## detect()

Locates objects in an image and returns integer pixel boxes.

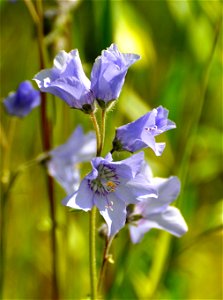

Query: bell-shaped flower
[3,81,41,117]
[112,106,176,156]
[33,50,95,113]
[48,126,96,194]
[128,176,188,243]
[91,44,140,108]
[63,152,157,236]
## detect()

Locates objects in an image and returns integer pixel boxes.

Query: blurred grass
[0,0,222,299]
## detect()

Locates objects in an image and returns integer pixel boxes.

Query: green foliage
[0,0,222,299]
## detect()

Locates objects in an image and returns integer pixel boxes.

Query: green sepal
[97,98,116,110]
[81,103,95,114]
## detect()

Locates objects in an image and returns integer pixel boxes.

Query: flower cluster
[34,44,140,112]
[33,43,187,239]
[63,152,157,236]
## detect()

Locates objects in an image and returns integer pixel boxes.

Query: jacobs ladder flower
[3,81,41,117]
[63,152,157,236]
[112,106,176,156]
[128,174,188,243]
[91,43,140,108]
[33,50,95,113]
[48,126,96,194]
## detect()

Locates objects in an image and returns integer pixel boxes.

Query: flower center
[88,164,120,196]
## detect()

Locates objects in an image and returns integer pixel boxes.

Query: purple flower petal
[126,174,158,199]
[113,106,176,155]
[91,43,140,106]
[146,206,188,237]
[3,81,40,117]
[111,152,145,179]
[50,126,96,162]
[48,126,96,194]
[48,159,80,195]
[129,175,188,243]
[129,220,152,244]
[63,151,156,236]
[98,193,127,236]
[130,206,188,243]
[62,178,94,211]
[34,50,95,113]
[156,106,176,132]
[140,177,181,215]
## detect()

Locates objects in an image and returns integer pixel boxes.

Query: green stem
[90,112,101,156]
[97,236,114,294]
[98,109,106,156]
[89,206,98,300]
[89,112,102,300]
[24,0,39,24]
[89,108,109,299]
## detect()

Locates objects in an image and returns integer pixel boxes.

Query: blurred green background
[0,0,222,299]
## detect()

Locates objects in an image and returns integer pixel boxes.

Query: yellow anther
[106,181,116,192]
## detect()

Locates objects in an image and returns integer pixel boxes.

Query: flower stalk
[89,112,102,300]
[97,236,114,294]
[89,206,98,300]
[99,109,107,156]
[89,107,108,299]
[25,0,59,298]
[90,112,101,156]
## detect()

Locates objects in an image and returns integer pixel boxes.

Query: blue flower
[128,173,188,243]
[112,106,176,156]
[48,126,96,194]
[62,152,157,236]
[91,44,140,108]
[33,44,140,111]
[3,81,40,117]
[33,50,95,113]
